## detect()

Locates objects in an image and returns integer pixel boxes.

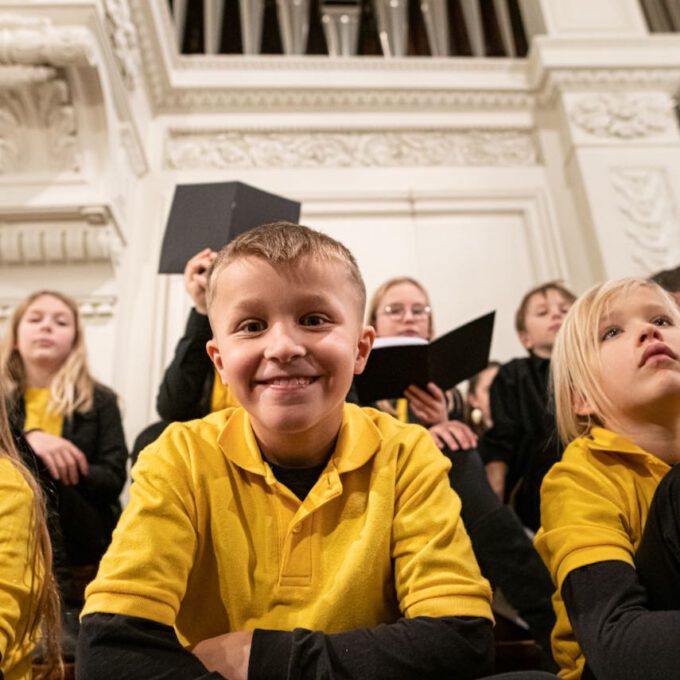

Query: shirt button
[292,523,302,533]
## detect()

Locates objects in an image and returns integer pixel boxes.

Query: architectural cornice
[0,205,124,266]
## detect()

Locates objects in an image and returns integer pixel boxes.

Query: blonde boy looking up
[77,223,497,680]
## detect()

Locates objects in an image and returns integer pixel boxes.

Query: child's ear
[206,339,226,382]
[353,325,376,375]
[574,394,595,416]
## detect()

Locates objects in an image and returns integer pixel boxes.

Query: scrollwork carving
[166,129,537,169]
[569,94,673,139]
[612,168,680,272]
[103,0,140,89]
[36,79,80,172]
[0,14,94,67]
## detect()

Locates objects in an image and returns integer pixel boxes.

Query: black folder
[158,181,301,273]
[355,311,495,403]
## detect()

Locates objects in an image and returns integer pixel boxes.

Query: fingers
[426,382,445,399]
[446,421,478,450]
[429,425,460,451]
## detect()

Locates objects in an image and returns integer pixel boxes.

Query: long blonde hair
[0,395,62,678]
[551,278,680,444]
[0,291,95,417]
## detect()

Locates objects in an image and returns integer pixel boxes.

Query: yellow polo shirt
[83,404,492,646]
[534,427,671,680]
[209,369,240,412]
[23,388,63,437]
[0,459,38,680]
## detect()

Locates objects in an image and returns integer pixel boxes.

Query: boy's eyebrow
[230,292,337,313]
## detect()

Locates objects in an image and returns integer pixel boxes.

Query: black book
[355,311,495,403]
[158,181,301,273]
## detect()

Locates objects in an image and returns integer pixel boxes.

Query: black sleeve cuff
[249,629,293,680]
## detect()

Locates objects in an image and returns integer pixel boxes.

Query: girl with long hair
[0,291,127,580]
[0,392,62,679]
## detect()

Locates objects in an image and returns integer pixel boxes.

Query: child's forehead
[599,285,675,321]
[526,288,569,309]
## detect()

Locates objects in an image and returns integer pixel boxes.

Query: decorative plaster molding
[0,77,80,174]
[611,168,680,273]
[0,90,22,173]
[166,129,537,169]
[538,68,680,108]
[103,0,140,90]
[0,64,56,88]
[163,89,534,114]
[120,122,148,176]
[0,13,94,67]
[569,93,673,139]
[0,296,117,322]
[0,207,124,266]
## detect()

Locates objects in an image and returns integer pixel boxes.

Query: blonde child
[79,223,558,680]
[0,391,62,679]
[535,278,680,680]
[365,276,476,450]
[0,292,128,575]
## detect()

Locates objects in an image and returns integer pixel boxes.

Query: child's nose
[638,322,662,344]
[263,325,306,362]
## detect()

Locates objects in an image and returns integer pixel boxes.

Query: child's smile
[207,256,374,466]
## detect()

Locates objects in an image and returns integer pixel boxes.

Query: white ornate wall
[1,0,679,449]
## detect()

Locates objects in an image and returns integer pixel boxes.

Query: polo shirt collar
[216,403,382,476]
[587,426,671,470]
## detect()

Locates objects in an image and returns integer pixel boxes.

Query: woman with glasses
[364,276,558,672]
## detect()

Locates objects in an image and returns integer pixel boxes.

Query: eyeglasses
[380,303,432,320]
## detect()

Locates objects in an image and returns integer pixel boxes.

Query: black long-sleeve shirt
[563,560,680,680]
[478,354,562,530]
[156,308,214,422]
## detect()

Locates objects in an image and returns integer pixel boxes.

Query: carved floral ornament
[166,129,538,169]
[0,78,80,174]
[569,93,674,139]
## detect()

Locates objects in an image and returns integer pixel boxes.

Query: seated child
[78,223,499,680]
[365,276,477,450]
[365,279,556,663]
[479,282,576,531]
[0,292,128,576]
[535,278,680,680]
[0,390,61,679]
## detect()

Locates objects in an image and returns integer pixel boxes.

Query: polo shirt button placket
[292,522,302,534]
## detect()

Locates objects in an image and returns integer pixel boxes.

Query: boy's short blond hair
[206,221,366,318]
[515,281,576,334]
[551,278,680,444]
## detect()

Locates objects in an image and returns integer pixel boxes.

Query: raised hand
[184,248,218,315]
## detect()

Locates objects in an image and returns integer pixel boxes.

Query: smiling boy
[77,223,495,680]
